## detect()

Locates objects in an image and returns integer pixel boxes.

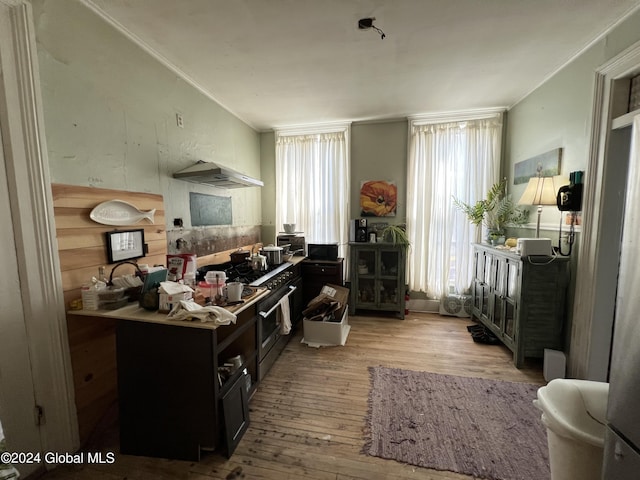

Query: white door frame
[0,0,78,461]
[569,40,640,380]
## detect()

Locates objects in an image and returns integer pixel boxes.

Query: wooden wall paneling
[55,223,166,246]
[52,184,167,445]
[51,184,163,210]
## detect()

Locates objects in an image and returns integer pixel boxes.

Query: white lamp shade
[518,175,569,206]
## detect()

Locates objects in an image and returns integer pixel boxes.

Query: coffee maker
[351,218,368,242]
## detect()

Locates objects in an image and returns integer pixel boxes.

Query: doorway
[0,0,78,475]
[0,71,43,478]
[570,41,640,380]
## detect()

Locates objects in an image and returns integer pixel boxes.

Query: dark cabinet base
[301,258,344,305]
[470,243,569,368]
[117,305,259,461]
[222,374,250,457]
[117,321,218,461]
[348,243,406,319]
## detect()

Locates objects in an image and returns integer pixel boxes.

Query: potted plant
[381,224,410,246]
[453,178,529,244]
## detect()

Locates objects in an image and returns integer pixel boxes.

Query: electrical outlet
[176,113,184,128]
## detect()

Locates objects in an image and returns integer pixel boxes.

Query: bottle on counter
[98,266,109,286]
[183,272,196,288]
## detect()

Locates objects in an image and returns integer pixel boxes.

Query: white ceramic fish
[90,199,156,226]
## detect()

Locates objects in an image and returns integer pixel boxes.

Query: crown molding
[408,107,506,125]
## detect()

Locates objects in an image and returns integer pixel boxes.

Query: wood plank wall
[52,184,168,444]
[52,184,264,445]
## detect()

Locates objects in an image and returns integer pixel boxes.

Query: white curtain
[406,115,502,298]
[275,126,350,259]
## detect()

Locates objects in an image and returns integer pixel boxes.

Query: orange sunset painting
[360,180,397,217]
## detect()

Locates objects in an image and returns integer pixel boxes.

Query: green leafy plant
[382,224,410,246]
[453,178,529,235]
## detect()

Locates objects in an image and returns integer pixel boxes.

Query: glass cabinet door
[480,282,490,320]
[473,280,483,311]
[483,253,492,284]
[492,295,504,331]
[379,249,400,307]
[355,249,376,276]
[378,278,400,307]
[489,257,505,331]
[380,250,400,277]
[503,300,516,344]
[350,244,406,318]
[355,248,376,307]
[474,249,485,280]
[506,260,519,300]
[503,260,520,344]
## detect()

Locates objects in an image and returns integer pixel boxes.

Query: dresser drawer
[301,258,344,304]
[303,263,339,276]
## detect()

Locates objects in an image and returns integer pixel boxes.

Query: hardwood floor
[37,312,545,480]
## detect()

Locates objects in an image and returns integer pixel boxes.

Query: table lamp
[518,176,568,237]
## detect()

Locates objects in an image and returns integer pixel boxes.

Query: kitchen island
[69,287,269,460]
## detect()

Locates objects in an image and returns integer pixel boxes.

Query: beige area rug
[363,367,550,480]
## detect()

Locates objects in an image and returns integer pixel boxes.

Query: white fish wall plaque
[90,199,156,226]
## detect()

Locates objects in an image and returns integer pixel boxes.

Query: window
[275,124,350,259]
[406,113,502,298]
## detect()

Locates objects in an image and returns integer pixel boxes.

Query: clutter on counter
[70,284,269,330]
[167,300,237,325]
[158,281,194,313]
[70,259,270,328]
[79,263,162,311]
[166,253,197,281]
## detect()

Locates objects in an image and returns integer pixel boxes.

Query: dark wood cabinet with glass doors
[349,243,406,319]
[471,243,569,367]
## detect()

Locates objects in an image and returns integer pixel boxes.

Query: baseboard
[407,299,440,312]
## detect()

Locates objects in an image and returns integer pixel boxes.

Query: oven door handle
[258,285,297,318]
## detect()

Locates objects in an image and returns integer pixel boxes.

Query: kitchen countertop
[68,286,270,330]
[287,255,306,266]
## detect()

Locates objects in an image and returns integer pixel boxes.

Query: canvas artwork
[360,180,397,217]
[513,148,562,185]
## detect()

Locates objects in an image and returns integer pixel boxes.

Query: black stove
[197,259,304,382]
[198,261,294,290]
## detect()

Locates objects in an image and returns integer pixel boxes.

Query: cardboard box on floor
[302,284,351,347]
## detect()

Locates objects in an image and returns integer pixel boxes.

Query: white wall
[260,120,408,243]
[32,0,262,233]
[351,121,408,224]
[504,8,640,379]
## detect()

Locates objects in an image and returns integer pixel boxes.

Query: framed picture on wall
[360,180,397,217]
[513,148,562,185]
[105,229,146,263]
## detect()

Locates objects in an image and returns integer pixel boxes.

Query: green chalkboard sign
[189,192,232,226]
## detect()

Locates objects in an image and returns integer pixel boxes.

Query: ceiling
[84,0,640,131]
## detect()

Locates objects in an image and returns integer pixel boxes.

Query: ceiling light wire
[358,17,386,40]
[371,25,386,39]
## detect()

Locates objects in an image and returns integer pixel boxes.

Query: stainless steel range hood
[173,161,264,189]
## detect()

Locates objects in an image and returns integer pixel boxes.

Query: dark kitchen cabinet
[349,243,406,319]
[471,243,569,367]
[222,373,250,457]
[117,305,258,461]
[301,258,344,305]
